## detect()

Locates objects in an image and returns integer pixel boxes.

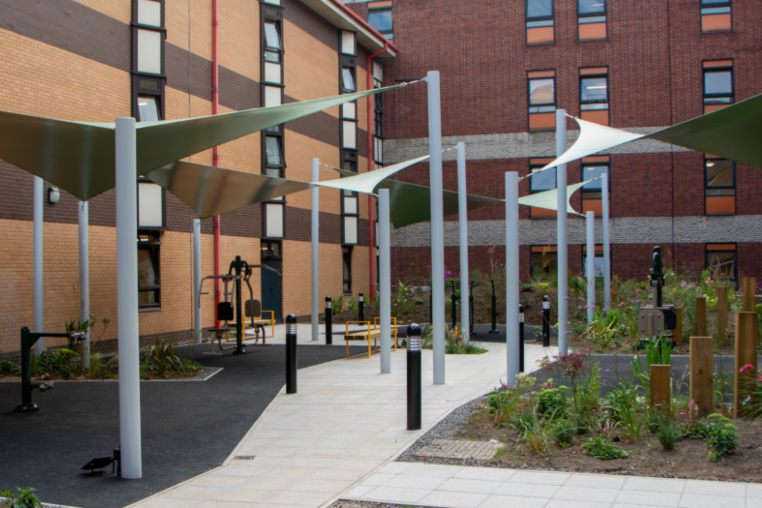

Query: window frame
[579,72,609,110]
[131,0,166,120]
[342,246,353,294]
[704,155,736,216]
[529,165,556,193]
[137,230,161,309]
[526,0,554,25]
[527,74,557,113]
[368,7,393,39]
[700,0,732,33]
[530,245,558,277]
[702,62,734,106]
[704,243,737,283]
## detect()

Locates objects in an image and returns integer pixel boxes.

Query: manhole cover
[415,439,502,460]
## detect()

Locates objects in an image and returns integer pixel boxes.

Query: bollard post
[734,311,758,417]
[17,327,38,412]
[407,323,422,430]
[489,280,498,334]
[542,295,551,347]
[358,292,365,321]
[469,288,475,338]
[650,364,671,415]
[690,336,713,418]
[450,280,457,331]
[519,304,525,373]
[742,277,756,312]
[286,314,297,394]
[324,296,333,345]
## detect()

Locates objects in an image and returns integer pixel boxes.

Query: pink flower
[757,375,762,382]
[739,363,754,374]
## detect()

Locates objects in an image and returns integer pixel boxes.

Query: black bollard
[519,304,525,373]
[489,280,498,334]
[469,293,475,337]
[542,295,551,347]
[17,327,38,412]
[407,323,422,430]
[358,292,365,321]
[286,314,297,394]
[325,296,333,345]
[450,280,457,330]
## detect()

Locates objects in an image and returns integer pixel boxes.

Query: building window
[583,244,605,278]
[705,156,735,215]
[701,0,731,32]
[578,0,607,40]
[705,243,736,282]
[138,232,161,308]
[341,67,356,93]
[527,70,556,131]
[529,158,556,219]
[526,0,554,44]
[137,178,165,228]
[580,67,609,125]
[703,60,733,113]
[581,158,609,217]
[368,5,393,40]
[373,61,384,167]
[131,0,165,120]
[340,30,356,56]
[342,246,353,294]
[530,245,557,277]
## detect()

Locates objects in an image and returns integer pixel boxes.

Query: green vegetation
[0,487,42,508]
[582,436,629,460]
[140,341,200,378]
[704,413,738,461]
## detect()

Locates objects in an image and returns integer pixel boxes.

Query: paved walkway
[130,339,555,507]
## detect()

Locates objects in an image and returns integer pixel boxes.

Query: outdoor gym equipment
[16,327,85,412]
[636,246,677,342]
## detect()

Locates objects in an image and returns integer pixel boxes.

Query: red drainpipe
[366,42,388,304]
[212,0,221,327]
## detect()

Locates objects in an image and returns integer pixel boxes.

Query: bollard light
[519,303,525,372]
[324,296,333,345]
[406,323,422,430]
[542,295,551,347]
[286,314,297,394]
[358,292,365,321]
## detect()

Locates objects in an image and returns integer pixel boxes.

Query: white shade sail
[314,154,430,194]
[517,180,590,216]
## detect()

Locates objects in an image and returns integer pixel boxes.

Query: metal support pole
[586,211,596,326]
[555,109,568,355]
[542,295,551,347]
[193,218,202,344]
[311,158,320,342]
[505,172,520,387]
[406,323,422,430]
[79,200,91,366]
[232,256,245,355]
[427,70,446,385]
[286,314,297,394]
[379,188,392,374]
[489,281,498,334]
[519,304,525,373]
[456,141,470,344]
[115,117,142,479]
[33,176,44,357]
[602,173,611,313]
[358,293,365,321]
[324,296,332,345]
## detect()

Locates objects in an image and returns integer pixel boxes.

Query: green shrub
[0,487,42,508]
[0,360,20,376]
[536,386,570,420]
[705,413,738,461]
[587,308,633,351]
[445,342,487,354]
[488,390,519,426]
[687,419,713,440]
[34,348,81,379]
[582,436,629,460]
[140,341,200,378]
[551,418,575,448]
[604,383,644,440]
[656,418,683,451]
[572,362,601,433]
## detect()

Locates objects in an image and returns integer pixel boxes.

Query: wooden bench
[344,319,400,358]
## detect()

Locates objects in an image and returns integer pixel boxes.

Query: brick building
[347,0,762,286]
[0,0,397,353]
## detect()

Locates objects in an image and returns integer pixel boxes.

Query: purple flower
[444,270,454,279]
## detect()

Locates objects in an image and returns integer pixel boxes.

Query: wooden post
[690,336,713,417]
[742,277,756,312]
[695,296,707,337]
[612,276,620,305]
[716,286,729,348]
[734,311,759,418]
[673,308,683,346]
[650,364,671,414]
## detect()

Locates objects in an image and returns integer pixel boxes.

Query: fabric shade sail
[517,180,590,216]
[314,154,430,194]
[0,82,416,201]
[147,162,310,218]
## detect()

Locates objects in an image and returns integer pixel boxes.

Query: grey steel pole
[427,70,446,385]
[586,211,596,326]
[79,200,91,365]
[602,173,611,313]
[505,172,520,387]
[193,218,202,344]
[555,109,569,356]
[379,189,392,374]
[456,142,470,344]
[311,158,320,342]
[115,117,142,479]
[33,176,44,356]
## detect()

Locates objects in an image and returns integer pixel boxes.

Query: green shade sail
[147,162,311,218]
[0,81,415,201]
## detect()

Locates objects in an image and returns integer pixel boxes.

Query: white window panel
[264,62,281,84]
[342,68,356,91]
[342,120,356,149]
[342,101,356,119]
[138,0,161,27]
[137,96,159,122]
[264,85,282,107]
[343,216,358,245]
[137,29,162,74]
[264,22,281,50]
[343,195,357,214]
[374,136,383,163]
[263,0,280,4]
[341,31,356,55]
[265,203,284,238]
[138,182,164,228]
[373,61,383,81]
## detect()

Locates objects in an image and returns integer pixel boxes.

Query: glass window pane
[706,159,733,187]
[578,0,606,15]
[264,22,281,50]
[527,0,553,19]
[368,9,393,33]
[582,165,607,190]
[265,85,281,106]
[343,216,358,245]
[707,251,735,279]
[137,96,159,122]
[265,136,282,167]
[342,68,356,91]
[342,102,356,119]
[701,0,730,4]
[137,29,162,74]
[342,121,357,149]
[529,78,555,105]
[341,31,356,55]
[531,251,557,275]
[264,62,281,84]
[265,203,284,238]
[138,182,164,228]
[264,50,281,63]
[138,0,162,27]
[343,195,358,214]
[704,70,732,95]
[138,248,158,287]
[531,168,556,191]
[581,76,608,102]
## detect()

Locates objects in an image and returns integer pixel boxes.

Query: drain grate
[233,455,257,461]
[415,439,502,460]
